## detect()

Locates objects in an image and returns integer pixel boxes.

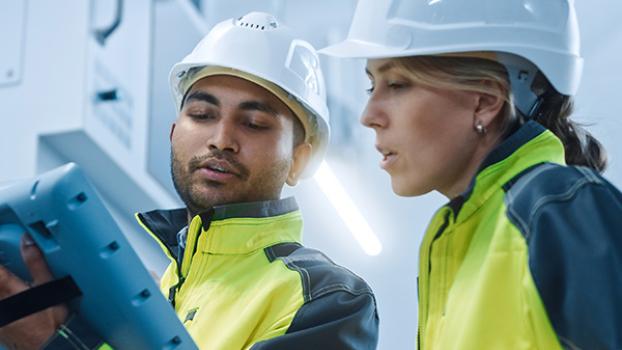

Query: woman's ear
[286,143,312,186]
[472,82,506,130]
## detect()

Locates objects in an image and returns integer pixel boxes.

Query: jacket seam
[505,166,605,240]
[280,257,312,302]
[525,178,599,239]
[506,192,530,235]
[309,284,374,300]
[278,258,373,302]
[268,245,374,303]
[504,163,555,234]
[576,166,602,184]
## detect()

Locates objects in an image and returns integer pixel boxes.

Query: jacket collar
[137,197,302,257]
[449,121,566,222]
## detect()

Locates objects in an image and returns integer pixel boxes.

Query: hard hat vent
[235,12,279,31]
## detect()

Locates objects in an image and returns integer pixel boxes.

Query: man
[0,12,379,350]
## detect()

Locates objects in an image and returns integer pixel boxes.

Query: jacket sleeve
[250,290,379,350]
[510,166,622,350]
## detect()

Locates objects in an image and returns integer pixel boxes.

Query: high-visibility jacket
[137,197,379,350]
[418,121,622,349]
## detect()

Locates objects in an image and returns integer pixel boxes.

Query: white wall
[574,2,622,188]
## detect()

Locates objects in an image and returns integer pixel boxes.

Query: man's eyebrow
[365,61,397,77]
[183,91,220,107]
[239,100,279,117]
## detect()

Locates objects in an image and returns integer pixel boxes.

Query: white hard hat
[320,0,583,116]
[170,12,330,178]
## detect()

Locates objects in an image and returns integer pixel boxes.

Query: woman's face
[361,58,486,197]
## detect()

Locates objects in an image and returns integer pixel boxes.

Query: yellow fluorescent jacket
[418,121,622,349]
[136,198,379,350]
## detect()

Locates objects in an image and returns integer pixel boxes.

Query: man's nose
[207,120,239,153]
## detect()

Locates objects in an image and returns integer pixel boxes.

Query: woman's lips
[376,144,397,170]
[380,152,397,170]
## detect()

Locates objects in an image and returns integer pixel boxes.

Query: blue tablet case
[0,163,197,350]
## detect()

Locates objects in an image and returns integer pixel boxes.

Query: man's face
[170,75,308,215]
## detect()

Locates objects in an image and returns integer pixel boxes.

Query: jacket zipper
[169,212,213,308]
[136,213,187,308]
[418,209,452,349]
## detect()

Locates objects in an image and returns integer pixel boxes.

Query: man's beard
[170,147,290,217]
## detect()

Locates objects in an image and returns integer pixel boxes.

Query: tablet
[0,163,197,350]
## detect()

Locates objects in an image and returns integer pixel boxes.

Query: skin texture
[361,58,505,199]
[0,74,313,348]
[170,75,311,217]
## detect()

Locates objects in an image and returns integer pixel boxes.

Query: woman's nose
[360,100,387,130]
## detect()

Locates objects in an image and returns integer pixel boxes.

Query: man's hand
[0,234,69,350]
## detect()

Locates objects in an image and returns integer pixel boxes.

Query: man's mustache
[188,150,250,180]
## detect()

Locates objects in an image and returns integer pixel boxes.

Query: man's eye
[246,122,269,130]
[189,113,215,120]
[365,86,375,95]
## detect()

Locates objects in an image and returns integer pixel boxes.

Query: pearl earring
[474,121,487,135]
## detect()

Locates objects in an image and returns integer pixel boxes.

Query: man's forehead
[185,76,278,106]
[189,75,271,97]
[183,76,294,120]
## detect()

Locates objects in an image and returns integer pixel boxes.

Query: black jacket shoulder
[504,163,622,350]
[253,243,379,350]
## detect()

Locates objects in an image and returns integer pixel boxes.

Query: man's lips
[196,167,237,182]
[194,158,243,183]
[187,149,250,184]
[198,159,240,176]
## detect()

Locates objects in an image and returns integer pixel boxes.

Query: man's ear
[169,123,176,142]
[286,143,312,186]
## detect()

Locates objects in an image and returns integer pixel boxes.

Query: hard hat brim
[319,40,401,59]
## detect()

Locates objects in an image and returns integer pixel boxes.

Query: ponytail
[533,92,607,172]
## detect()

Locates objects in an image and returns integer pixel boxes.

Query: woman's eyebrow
[365,61,397,77]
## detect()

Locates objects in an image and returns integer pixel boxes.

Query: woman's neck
[439,129,506,200]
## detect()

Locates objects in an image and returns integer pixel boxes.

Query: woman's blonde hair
[391,55,607,172]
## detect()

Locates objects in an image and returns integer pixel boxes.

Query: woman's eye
[388,81,407,90]
[365,81,407,95]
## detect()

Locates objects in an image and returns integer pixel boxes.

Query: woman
[322,0,622,349]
